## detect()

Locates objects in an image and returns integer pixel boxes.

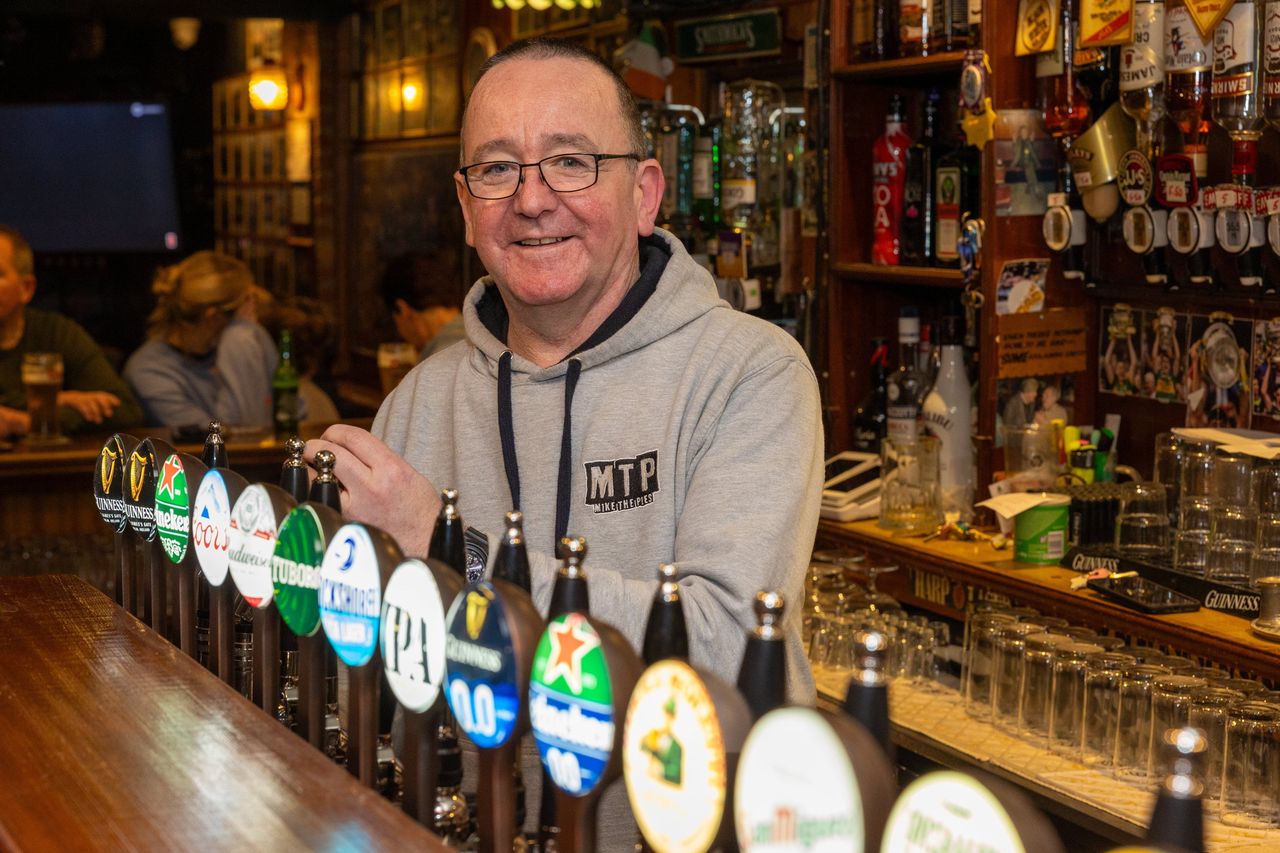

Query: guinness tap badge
[129,447,149,502]
[465,589,490,640]
[100,445,118,494]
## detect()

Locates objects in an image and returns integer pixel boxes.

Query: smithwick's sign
[674,10,781,63]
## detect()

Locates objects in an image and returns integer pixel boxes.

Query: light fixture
[554,0,576,8]
[248,61,289,111]
[401,81,421,107]
[169,18,200,50]
[527,0,552,10]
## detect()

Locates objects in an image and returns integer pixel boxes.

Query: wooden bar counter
[818,519,1280,682]
[0,574,444,851]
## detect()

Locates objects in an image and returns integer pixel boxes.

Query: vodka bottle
[871,95,912,265]
[886,307,925,441]
[922,316,974,520]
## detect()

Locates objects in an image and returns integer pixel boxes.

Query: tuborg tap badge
[154,453,192,564]
[529,612,615,797]
[443,580,521,746]
[272,505,329,637]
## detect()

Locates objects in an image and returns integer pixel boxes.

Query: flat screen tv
[0,101,182,253]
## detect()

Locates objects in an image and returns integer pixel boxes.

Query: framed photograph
[1184,311,1251,429]
[244,18,283,70]
[1254,318,1280,420]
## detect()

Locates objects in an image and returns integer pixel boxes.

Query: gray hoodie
[374,228,822,704]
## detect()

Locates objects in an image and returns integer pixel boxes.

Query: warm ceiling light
[169,18,200,50]
[248,63,289,111]
[401,82,421,106]
[527,0,552,9]
[553,0,577,8]
[506,0,528,8]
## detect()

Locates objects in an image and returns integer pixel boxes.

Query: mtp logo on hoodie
[583,450,659,513]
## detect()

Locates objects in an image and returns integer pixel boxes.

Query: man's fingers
[303,437,375,498]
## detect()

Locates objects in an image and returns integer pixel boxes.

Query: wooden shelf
[831,261,964,288]
[832,51,967,81]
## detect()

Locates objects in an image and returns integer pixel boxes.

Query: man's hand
[304,424,442,556]
[57,390,120,424]
[0,406,29,440]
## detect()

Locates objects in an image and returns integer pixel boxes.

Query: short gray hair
[0,225,34,277]
[462,37,646,163]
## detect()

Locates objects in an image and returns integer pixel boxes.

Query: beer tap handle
[308,449,342,513]
[736,591,787,720]
[202,419,227,469]
[642,563,689,665]
[280,436,309,504]
[428,488,467,575]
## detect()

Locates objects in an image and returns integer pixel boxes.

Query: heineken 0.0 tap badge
[272,505,330,637]
[735,708,864,852]
[193,469,233,586]
[319,523,383,667]
[442,580,521,745]
[529,612,616,797]
[228,484,280,609]
[155,453,192,564]
[623,660,728,853]
[383,559,450,714]
[93,433,135,533]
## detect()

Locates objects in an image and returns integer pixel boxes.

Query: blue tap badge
[319,523,382,667]
[443,581,521,748]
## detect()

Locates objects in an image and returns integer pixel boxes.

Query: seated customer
[124,251,274,429]
[217,284,278,429]
[380,250,466,360]
[262,296,339,424]
[0,225,142,440]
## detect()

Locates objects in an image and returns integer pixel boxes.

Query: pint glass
[21,352,65,445]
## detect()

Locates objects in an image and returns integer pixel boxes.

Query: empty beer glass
[1081,652,1136,766]
[992,622,1045,731]
[1187,687,1245,803]
[1047,642,1103,755]
[1179,449,1217,501]
[1018,633,1072,740]
[879,435,943,534]
[963,612,1017,720]
[1153,432,1183,528]
[1111,664,1169,783]
[21,352,66,446]
[1115,481,1170,559]
[1221,701,1280,827]
[1213,451,1255,505]
[1148,675,1208,780]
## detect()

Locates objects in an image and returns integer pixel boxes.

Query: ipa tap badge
[272,505,330,638]
[442,580,521,745]
[154,453,193,564]
[382,559,450,714]
[94,433,134,533]
[623,660,728,853]
[734,707,865,853]
[319,523,383,667]
[228,484,280,609]
[529,612,616,797]
[193,469,233,586]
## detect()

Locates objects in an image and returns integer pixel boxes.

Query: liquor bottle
[872,95,912,265]
[968,0,982,47]
[921,316,974,520]
[1039,0,1092,283]
[853,0,876,60]
[841,628,895,763]
[272,329,299,439]
[428,488,467,576]
[933,128,980,267]
[692,117,721,239]
[641,563,689,665]
[1165,0,1213,180]
[875,0,899,60]
[492,511,531,592]
[1267,0,1280,127]
[721,83,761,233]
[1121,0,1167,155]
[917,322,936,386]
[659,104,702,245]
[736,591,787,721]
[1211,0,1268,288]
[886,307,925,441]
[1144,727,1207,853]
[1076,44,1118,120]
[899,0,934,56]
[852,337,891,454]
[936,0,972,51]
[901,89,941,266]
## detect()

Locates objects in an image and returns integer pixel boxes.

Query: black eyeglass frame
[456,152,642,199]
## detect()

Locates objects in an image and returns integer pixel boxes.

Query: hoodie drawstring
[496,352,583,552]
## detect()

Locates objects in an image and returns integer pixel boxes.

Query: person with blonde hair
[124,250,277,429]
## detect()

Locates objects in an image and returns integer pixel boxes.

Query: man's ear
[18,274,35,306]
[634,159,664,237]
[454,172,476,247]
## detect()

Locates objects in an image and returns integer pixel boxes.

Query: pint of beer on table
[21,352,65,445]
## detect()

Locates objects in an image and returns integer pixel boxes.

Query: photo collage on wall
[1098,304,1266,430]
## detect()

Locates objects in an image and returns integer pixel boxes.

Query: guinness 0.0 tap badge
[530,612,615,797]
[272,505,328,637]
[155,453,192,564]
[880,771,1027,853]
[319,523,383,667]
[442,581,521,745]
[228,484,279,609]
[623,660,727,853]
[93,433,135,533]
[734,707,864,852]
[381,559,449,714]
[124,439,158,541]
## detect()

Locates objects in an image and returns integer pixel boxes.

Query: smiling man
[307,37,822,839]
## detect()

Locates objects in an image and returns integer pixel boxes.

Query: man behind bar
[0,225,142,440]
[307,38,822,838]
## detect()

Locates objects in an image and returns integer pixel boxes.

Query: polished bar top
[0,574,444,851]
[820,519,1280,682]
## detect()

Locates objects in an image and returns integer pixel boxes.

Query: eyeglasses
[457,152,641,200]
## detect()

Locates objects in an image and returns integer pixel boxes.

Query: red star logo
[542,613,599,695]
[157,454,183,499]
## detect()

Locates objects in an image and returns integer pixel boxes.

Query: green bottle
[272,329,299,438]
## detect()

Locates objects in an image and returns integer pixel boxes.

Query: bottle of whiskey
[852,337,891,453]
[933,126,980,267]
[1039,0,1092,283]
[872,95,912,265]
[886,307,925,442]
[875,0,899,60]
[1165,0,1213,180]
[1121,0,1167,155]
[898,0,934,56]
[901,89,942,266]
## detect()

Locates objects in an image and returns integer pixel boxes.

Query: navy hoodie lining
[487,235,671,552]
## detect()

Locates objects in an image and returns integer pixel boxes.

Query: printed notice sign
[997,308,1088,379]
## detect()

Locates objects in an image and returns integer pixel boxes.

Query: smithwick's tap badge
[319,523,383,667]
[443,581,521,745]
[623,660,728,853]
[124,439,158,541]
[880,771,1039,853]
[382,560,449,714]
[193,470,233,587]
[734,708,864,852]
[272,505,328,638]
[154,453,192,564]
[228,484,279,609]
[94,433,135,533]
[530,612,616,797]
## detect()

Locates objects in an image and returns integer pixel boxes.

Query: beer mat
[1249,619,1280,643]
[813,667,1280,850]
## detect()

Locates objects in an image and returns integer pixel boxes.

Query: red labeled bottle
[871,95,912,265]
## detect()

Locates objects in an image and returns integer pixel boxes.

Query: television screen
[0,101,182,253]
